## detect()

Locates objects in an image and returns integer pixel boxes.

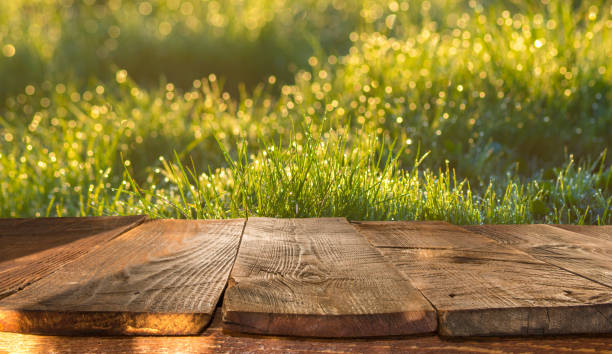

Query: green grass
[0,0,610,223]
[117,126,612,224]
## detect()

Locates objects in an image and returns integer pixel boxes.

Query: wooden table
[1,217,611,352]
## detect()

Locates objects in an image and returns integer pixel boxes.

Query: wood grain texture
[1,310,611,353]
[552,224,612,242]
[0,219,245,336]
[354,221,612,337]
[222,217,437,337]
[464,224,612,288]
[0,216,145,299]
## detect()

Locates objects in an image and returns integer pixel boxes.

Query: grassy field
[0,0,610,223]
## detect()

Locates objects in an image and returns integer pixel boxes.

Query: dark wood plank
[0,219,245,336]
[354,221,612,337]
[553,225,612,242]
[465,224,612,288]
[222,217,437,337]
[0,216,145,299]
[1,310,611,353]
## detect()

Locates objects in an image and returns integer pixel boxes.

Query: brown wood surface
[0,216,145,299]
[353,221,612,337]
[222,217,437,337]
[553,224,612,242]
[465,224,612,288]
[0,219,245,336]
[1,310,611,353]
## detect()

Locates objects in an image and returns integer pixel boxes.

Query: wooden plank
[354,221,612,337]
[465,224,612,288]
[552,225,612,242]
[222,217,437,337]
[0,216,145,299]
[1,310,611,353]
[0,219,245,336]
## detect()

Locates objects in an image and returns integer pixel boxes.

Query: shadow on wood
[0,216,145,263]
[0,216,145,299]
[0,219,244,336]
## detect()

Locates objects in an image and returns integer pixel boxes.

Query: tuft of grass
[114,126,611,224]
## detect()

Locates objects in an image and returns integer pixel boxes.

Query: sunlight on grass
[0,0,610,223]
[114,126,611,224]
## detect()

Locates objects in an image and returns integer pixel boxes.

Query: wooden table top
[0,217,611,351]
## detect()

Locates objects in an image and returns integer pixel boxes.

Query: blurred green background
[0,0,610,222]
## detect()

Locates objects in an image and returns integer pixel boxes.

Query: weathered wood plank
[1,310,611,353]
[552,225,612,242]
[354,221,612,337]
[465,224,612,288]
[0,219,245,336]
[222,217,437,337]
[0,216,145,299]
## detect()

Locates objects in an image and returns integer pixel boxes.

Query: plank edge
[222,309,438,338]
[0,309,212,336]
[438,304,612,337]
